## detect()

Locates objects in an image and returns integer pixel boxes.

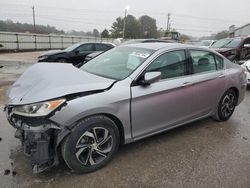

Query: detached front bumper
[4,106,70,173]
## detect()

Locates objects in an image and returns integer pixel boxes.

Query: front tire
[61,115,120,173]
[213,89,237,121]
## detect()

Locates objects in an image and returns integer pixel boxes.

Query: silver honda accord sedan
[4,43,247,173]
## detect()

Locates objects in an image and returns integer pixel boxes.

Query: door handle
[181,82,192,87]
[218,74,225,78]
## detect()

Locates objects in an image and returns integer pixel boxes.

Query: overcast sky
[0,0,249,37]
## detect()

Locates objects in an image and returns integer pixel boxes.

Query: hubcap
[75,127,113,166]
[221,93,235,118]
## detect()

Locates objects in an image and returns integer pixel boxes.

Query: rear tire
[61,115,120,173]
[213,89,237,121]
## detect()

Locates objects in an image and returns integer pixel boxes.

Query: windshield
[64,43,80,52]
[211,38,241,48]
[80,47,155,80]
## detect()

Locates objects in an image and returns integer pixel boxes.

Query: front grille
[11,114,52,127]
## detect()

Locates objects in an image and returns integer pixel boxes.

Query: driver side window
[145,50,187,80]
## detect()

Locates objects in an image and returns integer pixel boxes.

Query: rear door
[188,49,226,117]
[95,44,113,52]
[131,50,196,138]
[71,43,94,64]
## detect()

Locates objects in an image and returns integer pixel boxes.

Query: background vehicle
[194,40,217,47]
[76,39,177,67]
[241,59,250,86]
[37,42,115,66]
[5,43,247,174]
[75,51,104,67]
[210,37,250,64]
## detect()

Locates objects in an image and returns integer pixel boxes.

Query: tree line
[0,20,65,34]
[0,16,229,40]
[0,14,160,39]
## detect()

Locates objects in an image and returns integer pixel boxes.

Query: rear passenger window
[77,44,93,52]
[190,50,217,73]
[95,44,109,51]
[146,50,187,80]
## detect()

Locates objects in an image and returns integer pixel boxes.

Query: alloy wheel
[220,93,235,118]
[75,127,113,166]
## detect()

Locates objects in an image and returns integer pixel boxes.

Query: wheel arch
[102,113,125,145]
[228,87,239,104]
[57,113,125,148]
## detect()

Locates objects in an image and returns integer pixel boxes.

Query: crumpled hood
[210,47,234,53]
[39,50,65,57]
[7,63,115,105]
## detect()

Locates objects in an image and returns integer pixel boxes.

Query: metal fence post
[16,33,19,50]
[34,34,37,50]
[61,36,63,49]
[49,35,51,49]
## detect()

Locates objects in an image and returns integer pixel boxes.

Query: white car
[242,60,250,86]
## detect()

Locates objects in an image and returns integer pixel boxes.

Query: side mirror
[243,44,250,48]
[138,72,161,86]
[75,50,80,54]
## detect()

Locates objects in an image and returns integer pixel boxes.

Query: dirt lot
[0,52,250,188]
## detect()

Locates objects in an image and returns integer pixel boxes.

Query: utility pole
[32,6,36,33]
[122,8,127,39]
[167,13,171,31]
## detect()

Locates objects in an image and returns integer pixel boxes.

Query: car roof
[121,42,193,51]
[77,42,115,46]
[122,39,173,44]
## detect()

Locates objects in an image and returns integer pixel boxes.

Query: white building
[229,23,250,37]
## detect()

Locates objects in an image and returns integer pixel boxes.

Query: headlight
[12,99,66,117]
[38,56,49,61]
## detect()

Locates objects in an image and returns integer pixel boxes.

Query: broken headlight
[12,99,66,117]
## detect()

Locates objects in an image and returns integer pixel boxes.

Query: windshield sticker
[127,55,141,70]
[130,52,150,59]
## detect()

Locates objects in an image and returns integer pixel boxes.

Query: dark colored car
[77,39,176,66]
[210,37,250,64]
[38,42,115,66]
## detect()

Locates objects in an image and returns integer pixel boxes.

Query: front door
[131,50,196,138]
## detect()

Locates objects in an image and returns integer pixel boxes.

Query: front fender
[49,87,132,142]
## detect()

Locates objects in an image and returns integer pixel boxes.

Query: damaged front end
[4,100,70,173]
